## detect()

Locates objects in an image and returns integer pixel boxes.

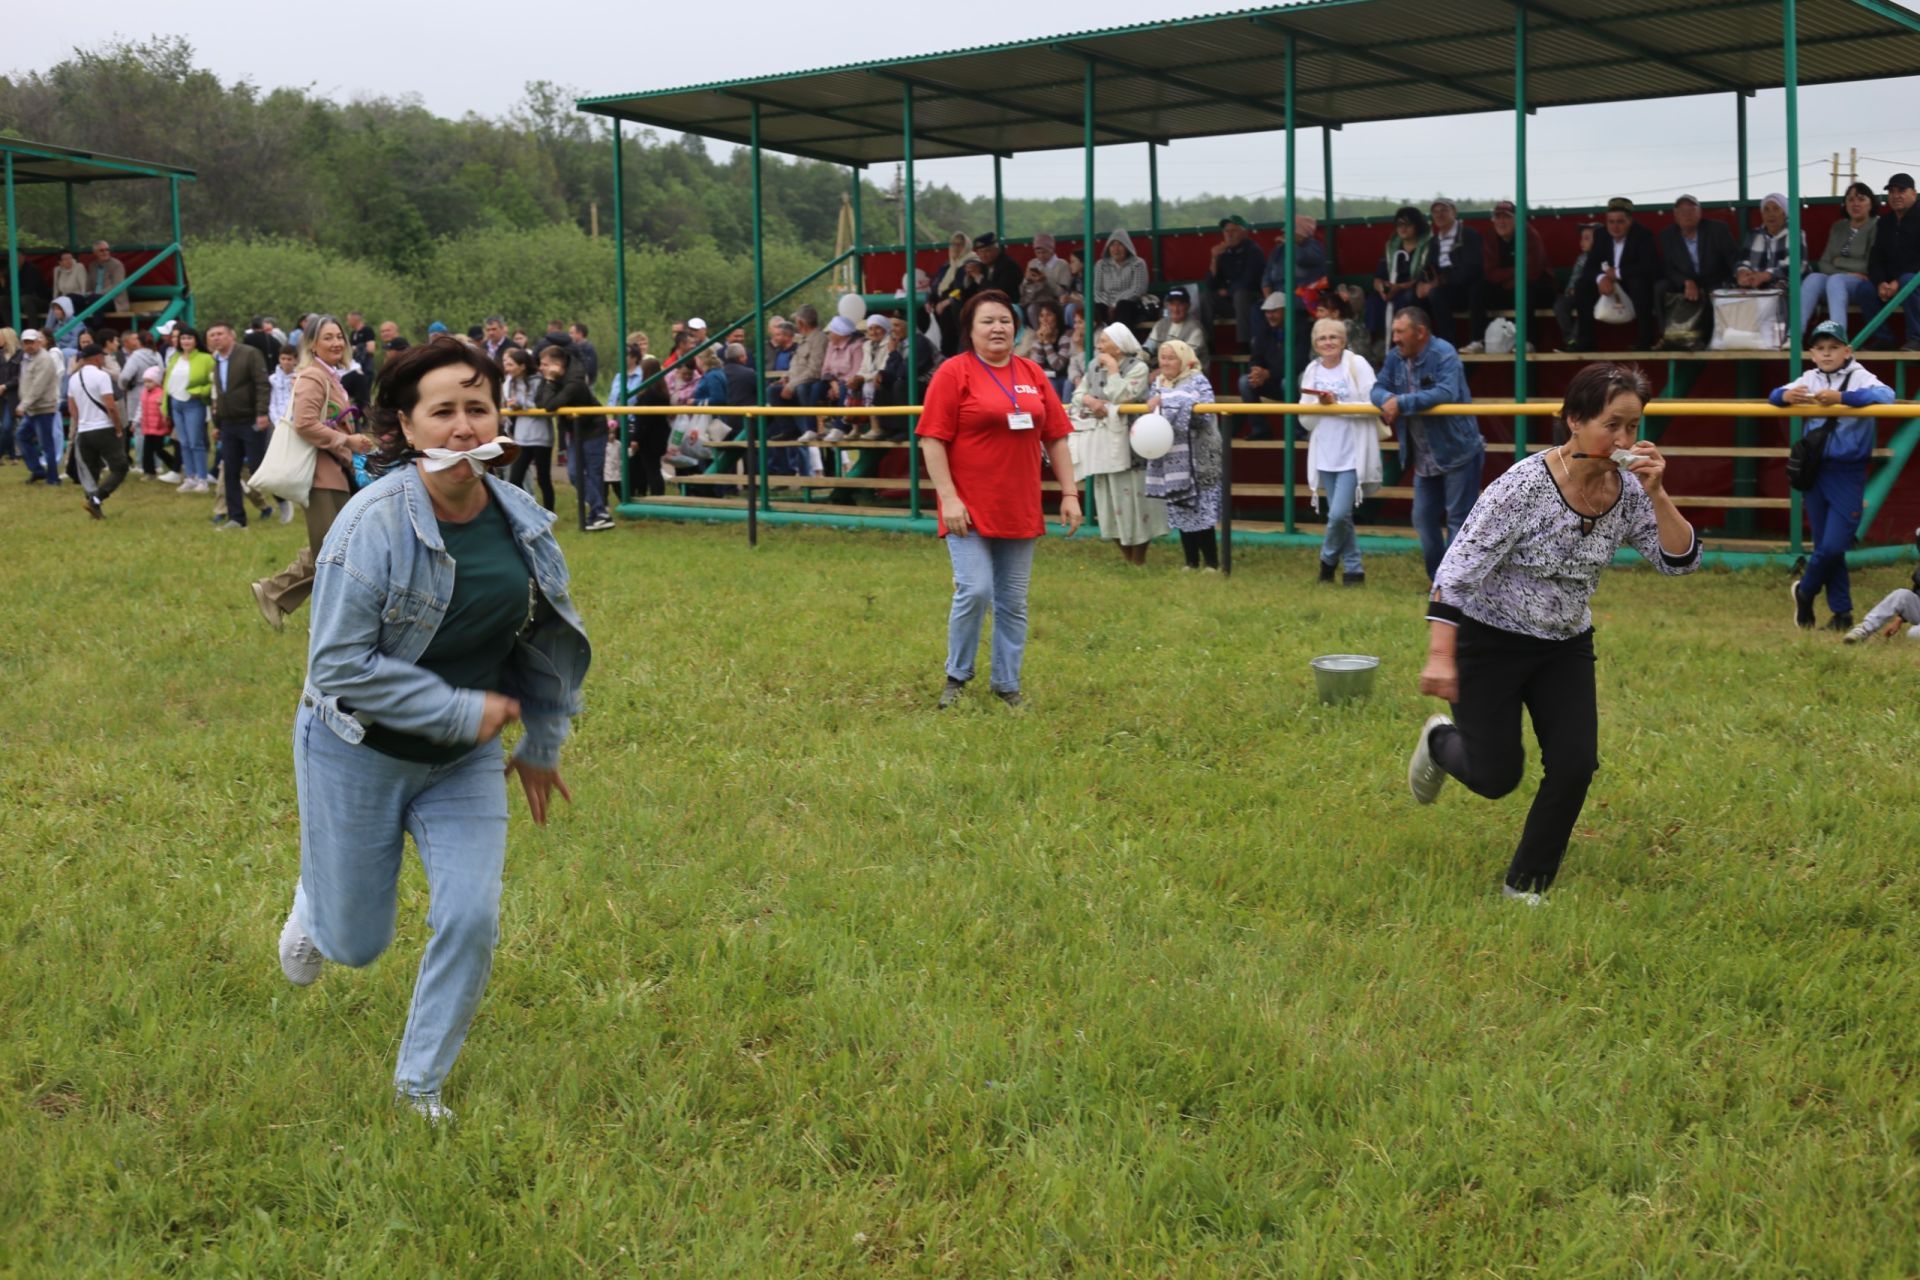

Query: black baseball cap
[1165,287,1190,303]
[1885,172,1915,191]
[972,232,999,249]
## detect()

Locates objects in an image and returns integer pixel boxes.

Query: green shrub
[185,236,419,337]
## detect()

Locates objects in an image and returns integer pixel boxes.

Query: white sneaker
[277,500,295,524]
[1407,713,1452,804]
[215,520,250,532]
[823,428,847,443]
[1501,884,1546,908]
[795,430,820,443]
[157,469,182,484]
[1462,341,1486,354]
[1843,622,1872,644]
[397,1090,454,1126]
[278,910,325,985]
[252,580,287,633]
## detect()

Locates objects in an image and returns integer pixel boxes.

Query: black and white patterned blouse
[1427,451,1700,641]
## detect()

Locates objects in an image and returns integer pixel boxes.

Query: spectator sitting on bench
[1094,228,1149,327]
[1568,197,1660,352]
[51,251,86,302]
[1418,198,1482,349]
[1205,215,1266,345]
[1021,258,1062,327]
[1029,232,1075,297]
[87,241,128,315]
[1237,293,1292,441]
[1801,182,1879,341]
[1734,192,1807,300]
[1553,224,1600,346]
[1143,286,1209,369]
[874,313,934,440]
[1367,206,1431,348]
[850,315,892,439]
[1867,172,1920,350]
[1468,200,1553,353]
[1261,214,1327,324]
[1014,300,1073,400]
[1655,194,1739,350]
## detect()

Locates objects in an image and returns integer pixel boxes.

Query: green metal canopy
[0,138,198,185]
[576,0,1920,165]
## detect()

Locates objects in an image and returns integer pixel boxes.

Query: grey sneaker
[937,677,965,709]
[1843,621,1873,644]
[995,689,1024,708]
[1407,713,1452,804]
[278,909,324,986]
[396,1090,454,1126]
[251,580,286,633]
[1501,884,1546,907]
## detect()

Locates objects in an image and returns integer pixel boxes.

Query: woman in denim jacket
[275,337,591,1124]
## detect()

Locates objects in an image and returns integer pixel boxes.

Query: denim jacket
[302,465,590,770]
[1369,335,1485,473]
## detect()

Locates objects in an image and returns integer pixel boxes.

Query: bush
[185,236,419,337]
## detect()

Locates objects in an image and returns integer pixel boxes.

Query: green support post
[751,103,770,521]
[1784,0,1803,556]
[1321,129,1335,273]
[1736,94,1750,232]
[1848,268,1920,348]
[5,153,18,333]
[1513,5,1530,453]
[612,121,630,506]
[904,84,921,521]
[1148,143,1163,281]
[993,156,1004,241]
[171,178,192,327]
[850,166,865,294]
[1083,61,1097,531]
[1282,33,1297,535]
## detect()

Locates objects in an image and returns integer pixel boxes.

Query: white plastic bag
[1483,317,1517,354]
[249,413,317,507]
[1709,288,1786,351]
[1592,287,1637,326]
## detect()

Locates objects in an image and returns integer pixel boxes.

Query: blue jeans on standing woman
[171,396,210,482]
[290,705,508,1097]
[1411,453,1484,579]
[1318,468,1364,574]
[944,533,1036,693]
[1797,459,1866,618]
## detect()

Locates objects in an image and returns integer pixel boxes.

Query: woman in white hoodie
[1299,318,1383,586]
[1093,229,1150,328]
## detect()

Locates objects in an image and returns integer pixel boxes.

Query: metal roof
[577,0,1920,166]
[0,138,198,185]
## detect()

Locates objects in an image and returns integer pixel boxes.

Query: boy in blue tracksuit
[1775,319,1896,630]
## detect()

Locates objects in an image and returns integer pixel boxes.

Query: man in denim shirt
[1370,307,1484,577]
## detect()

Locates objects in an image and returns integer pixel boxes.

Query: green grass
[2,476,1916,1278]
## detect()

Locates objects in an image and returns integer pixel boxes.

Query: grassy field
[2,475,1916,1278]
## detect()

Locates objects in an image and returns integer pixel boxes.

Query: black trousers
[508,444,555,511]
[219,420,272,525]
[1572,273,1659,347]
[1178,528,1219,569]
[140,434,181,475]
[73,428,130,501]
[1429,618,1599,893]
[633,420,670,497]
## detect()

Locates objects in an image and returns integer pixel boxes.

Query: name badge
[1007,412,1035,432]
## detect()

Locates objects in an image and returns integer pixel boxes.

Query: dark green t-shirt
[363,500,534,764]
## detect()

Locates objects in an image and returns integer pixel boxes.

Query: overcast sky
[13,3,1920,207]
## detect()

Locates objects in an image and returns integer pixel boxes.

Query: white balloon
[1130,412,1174,460]
[837,292,867,325]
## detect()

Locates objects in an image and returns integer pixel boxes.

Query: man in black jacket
[875,314,934,440]
[1868,172,1920,349]
[1418,198,1483,348]
[1570,197,1661,350]
[720,341,758,438]
[1653,194,1739,348]
[206,322,279,529]
[963,233,1022,304]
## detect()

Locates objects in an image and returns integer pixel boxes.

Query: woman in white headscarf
[1144,338,1224,570]
[1093,229,1150,327]
[1735,192,1808,296]
[1070,321,1166,564]
[929,233,977,357]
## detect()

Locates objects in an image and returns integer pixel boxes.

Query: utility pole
[1848,147,1858,188]
[1830,152,1840,197]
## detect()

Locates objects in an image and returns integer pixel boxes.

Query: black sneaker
[84,494,103,520]
[995,689,1025,709]
[1318,560,1336,585]
[1342,571,1365,587]
[1825,612,1854,633]
[937,677,965,710]
[1790,579,1815,630]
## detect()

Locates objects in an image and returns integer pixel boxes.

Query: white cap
[19,328,43,342]
[687,317,708,330]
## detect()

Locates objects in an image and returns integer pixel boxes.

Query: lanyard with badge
[973,353,1034,431]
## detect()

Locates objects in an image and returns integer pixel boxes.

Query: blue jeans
[1411,454,1483,579]
[172,397,210,481]
[1318,468,1364,574]
[568,432,608,520]
[1234,375,1287,440]
[1800,272,1880,335]
[944,533,1036,693]
[290,706,508,1096]
[1799,459,1865,616]
[18,411,60,481]
[1887,272,1920,340]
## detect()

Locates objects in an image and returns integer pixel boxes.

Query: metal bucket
[1311,654,1379,704]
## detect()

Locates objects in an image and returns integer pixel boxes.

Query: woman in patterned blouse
[1405,363,1700,905]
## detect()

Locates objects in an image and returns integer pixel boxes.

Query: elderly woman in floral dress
[1143,338,1224,570]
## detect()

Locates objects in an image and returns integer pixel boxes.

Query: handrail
[520,402,1920,419]
[53,242,181,340]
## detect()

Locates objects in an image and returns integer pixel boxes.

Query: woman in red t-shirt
[916,290,1081,709]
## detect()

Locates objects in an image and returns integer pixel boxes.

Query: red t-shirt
[915,353,1072,538]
